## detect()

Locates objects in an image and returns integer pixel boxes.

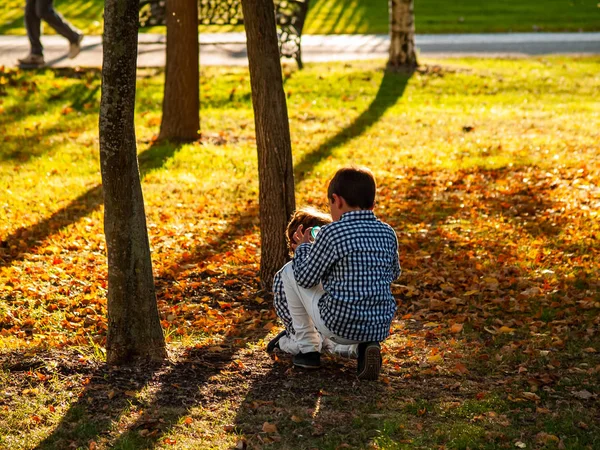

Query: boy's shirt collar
[340,210,376,221]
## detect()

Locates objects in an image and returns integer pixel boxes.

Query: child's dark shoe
[357,342,382,380]
[293,351,321,369]
[266,330,287,354]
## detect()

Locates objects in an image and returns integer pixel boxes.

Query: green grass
[1,0,599,35]
[1,57,599,449]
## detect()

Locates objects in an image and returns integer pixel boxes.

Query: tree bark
[100,0,166,365]
[240,0,296,291]
[388,0,418,72]
[159,0,200,141]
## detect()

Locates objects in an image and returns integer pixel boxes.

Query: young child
[267,207,334,355]
[269,166,401,380]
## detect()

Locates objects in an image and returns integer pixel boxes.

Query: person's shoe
[68,34,84,59]
[357,342,382,380]
[17,53,44,67]
[293,351,320,369]
[266,330,287,354]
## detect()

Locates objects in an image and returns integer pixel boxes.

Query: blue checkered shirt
[293,210,401,342]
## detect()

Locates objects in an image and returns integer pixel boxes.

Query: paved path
[1,32,599,68]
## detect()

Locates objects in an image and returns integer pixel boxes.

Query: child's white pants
[280,261,360,355]
[278,334,358,358]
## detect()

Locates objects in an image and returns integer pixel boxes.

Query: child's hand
[291,224,312,250]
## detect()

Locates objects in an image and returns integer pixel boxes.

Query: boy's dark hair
[327,166,376,209]
[286,207,332,253]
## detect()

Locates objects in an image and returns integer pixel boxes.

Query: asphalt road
[0,32,598,68]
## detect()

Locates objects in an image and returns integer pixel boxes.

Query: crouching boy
[269,166,401,380]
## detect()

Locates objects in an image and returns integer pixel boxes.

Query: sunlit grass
[0,58,599,449]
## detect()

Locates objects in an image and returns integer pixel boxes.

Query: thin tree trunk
[100,0,166,365]
[159,0,200,141]
[240,0,296,291]
[388,0,418,72]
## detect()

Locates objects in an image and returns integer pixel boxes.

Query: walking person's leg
[19,0,45,65]
[35,0,83,58]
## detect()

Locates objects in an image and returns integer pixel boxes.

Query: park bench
[139,0,311,68]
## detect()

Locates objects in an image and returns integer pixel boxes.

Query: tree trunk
[388,0,418,72]
[100,0,166,365]
[159,0,200,141]
[240,0,296,291]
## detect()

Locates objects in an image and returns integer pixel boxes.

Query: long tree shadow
[0,140,184,269]
[30,308,272,449]
[294,69,411,179]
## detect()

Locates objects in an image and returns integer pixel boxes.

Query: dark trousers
[25,0,80,56]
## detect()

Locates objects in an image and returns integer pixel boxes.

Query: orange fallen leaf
[450,323,464,333]
[262,422,278,433]
[453,363,469,374]
[498,326,515,334]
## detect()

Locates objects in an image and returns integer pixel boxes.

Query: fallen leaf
[453,362,469,374]
[515,441,526,448]
[450,323,464,333]
[498,326,515,334]
[536,433,559,444]
[572,390,593,400]
[262,422,278,433]
[521,392,541,402]
[427,354,443,363]
[291,415,303,423]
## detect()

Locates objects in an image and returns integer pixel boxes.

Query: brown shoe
[357,342,382,380]
[18,53,45,67]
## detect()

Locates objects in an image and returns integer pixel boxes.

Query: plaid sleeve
[292,227,337,289]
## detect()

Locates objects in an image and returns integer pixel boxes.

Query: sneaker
[357,342,382,380]
[17,53,44,67]
[68,34,84,59]
[266,329,287,354]
[293,351,320,369]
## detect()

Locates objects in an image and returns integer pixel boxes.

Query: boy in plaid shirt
[268,166,401,380]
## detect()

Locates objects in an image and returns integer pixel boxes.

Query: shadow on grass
[0,140,184,269]
[0,69,101,163]
[28,312,271,449]
[294,69,411,179]
[231,354,394,449]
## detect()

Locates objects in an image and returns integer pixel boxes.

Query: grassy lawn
[1,57,600,449]
[1,0,599,35]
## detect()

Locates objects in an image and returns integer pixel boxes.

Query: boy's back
[293,209,401,342]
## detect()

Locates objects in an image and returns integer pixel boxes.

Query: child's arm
[292,226,337,289]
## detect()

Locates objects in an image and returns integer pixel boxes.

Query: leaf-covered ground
[0,58,599,449]
[1,0,600,35]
